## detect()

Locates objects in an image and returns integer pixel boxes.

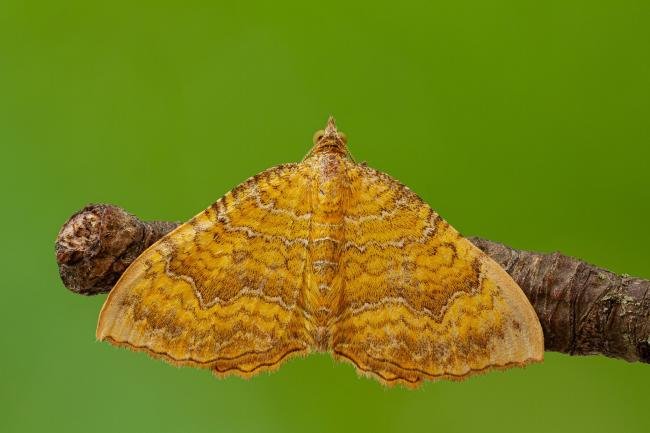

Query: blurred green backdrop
[1,1,649,432]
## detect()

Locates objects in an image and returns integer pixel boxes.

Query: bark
[55,204,178,295]
[468,238,649,364]
[55,204,650,364]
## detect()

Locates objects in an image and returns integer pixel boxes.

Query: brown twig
[55,204,178,295]
[468,238,649,364]
[55,204,650,364]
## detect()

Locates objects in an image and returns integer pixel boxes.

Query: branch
[55,204,178,295]
[55,204,650,364]
[468,237,649,364]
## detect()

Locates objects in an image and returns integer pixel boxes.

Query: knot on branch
[55,204,177,295]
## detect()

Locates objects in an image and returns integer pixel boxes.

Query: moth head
[307,116,351,159]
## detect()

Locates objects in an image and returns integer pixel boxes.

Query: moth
[97,117,543,386]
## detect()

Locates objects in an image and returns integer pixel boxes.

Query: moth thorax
[304,155,347,330]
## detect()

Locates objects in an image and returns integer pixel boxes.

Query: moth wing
[97,163,314,377]
[331,164,543,386]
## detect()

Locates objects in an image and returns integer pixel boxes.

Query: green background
[2,1,649,432]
